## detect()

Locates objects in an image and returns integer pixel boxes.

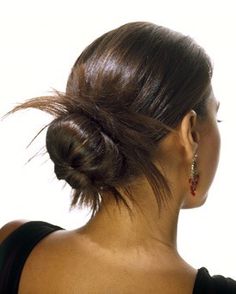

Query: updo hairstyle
[9,22,212,217]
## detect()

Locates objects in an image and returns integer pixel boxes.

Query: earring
[189,153,199,196]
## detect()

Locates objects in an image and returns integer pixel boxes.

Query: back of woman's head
[10,22,212,217]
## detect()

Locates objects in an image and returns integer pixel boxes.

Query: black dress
[0,221,236,293]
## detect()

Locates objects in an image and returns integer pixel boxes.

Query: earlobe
[179,110,199,160]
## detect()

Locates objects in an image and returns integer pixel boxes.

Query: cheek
[209,124,221,171]
[200,124,221,191]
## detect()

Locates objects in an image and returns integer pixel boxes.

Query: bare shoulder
[0,219,29,244]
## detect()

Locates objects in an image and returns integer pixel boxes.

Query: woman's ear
[178,110,200,160]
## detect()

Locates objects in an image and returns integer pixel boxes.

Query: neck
[78,176,181,256]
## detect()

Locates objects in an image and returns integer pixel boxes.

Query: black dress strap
[193,267,236,294]
[0,221,64,294]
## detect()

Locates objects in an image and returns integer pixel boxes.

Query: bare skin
[0,89,220,293]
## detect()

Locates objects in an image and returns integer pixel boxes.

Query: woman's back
[1,221,196,294]
[1,221,236,293]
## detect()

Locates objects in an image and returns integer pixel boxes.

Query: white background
[0,0,235,278]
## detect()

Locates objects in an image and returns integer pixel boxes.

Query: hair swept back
[6,21,212,218]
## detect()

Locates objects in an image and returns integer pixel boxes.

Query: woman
[0,21,235,293]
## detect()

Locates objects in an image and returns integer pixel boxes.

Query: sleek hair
[9,22,212,217]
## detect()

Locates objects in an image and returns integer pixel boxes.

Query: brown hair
[8,22,212,217]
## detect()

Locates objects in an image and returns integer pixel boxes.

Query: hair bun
[54,163,92,191]
[46,112,125,193]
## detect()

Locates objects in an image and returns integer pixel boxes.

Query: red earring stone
[189,174,199,196]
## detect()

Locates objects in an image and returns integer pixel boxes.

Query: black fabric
[193,267,236,294]
[0,221,64,294]
[0,221,236,294]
